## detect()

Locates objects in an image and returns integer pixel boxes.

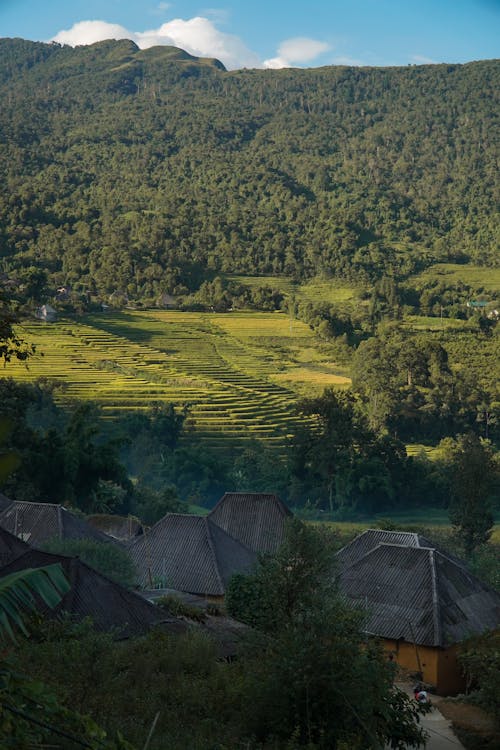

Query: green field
[227,274,360,307]
[410,263,500,294]
[7,310,350,451]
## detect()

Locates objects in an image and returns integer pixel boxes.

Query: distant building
[128,513,256,599]
[337,530,500,694]
[0,501,113,546]
[35,303,57,322]
[157,292,177,308]
[0,525,30,568]
[87,513,143,542]
[0,547,187,638]
[209,492,292,555]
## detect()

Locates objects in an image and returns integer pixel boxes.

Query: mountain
[0,38,498,299]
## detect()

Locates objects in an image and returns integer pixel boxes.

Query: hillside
[0,38,498,302]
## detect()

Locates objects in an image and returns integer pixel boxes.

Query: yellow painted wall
[383,639,465,695]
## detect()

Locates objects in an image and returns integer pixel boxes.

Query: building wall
[383,639,465,695]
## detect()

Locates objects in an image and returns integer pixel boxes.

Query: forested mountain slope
[0,38,498,299]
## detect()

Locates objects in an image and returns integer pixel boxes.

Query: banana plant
[0,563,70,641]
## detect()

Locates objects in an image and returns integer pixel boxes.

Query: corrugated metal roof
[87,514,143,541]
[336,529,434,571]
[208,492,292,554]
[0,548,187,638]
[339,543,500,647]
[0,501,112,546]
[0,525,30,568]
[128,513,256,596]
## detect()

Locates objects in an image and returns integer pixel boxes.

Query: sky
[0,0,498,70]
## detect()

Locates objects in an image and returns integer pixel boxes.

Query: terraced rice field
[410,263,500,293]
[227,274,360,306]
[7,310,349,452]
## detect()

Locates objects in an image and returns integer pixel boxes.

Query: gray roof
[0,525,30,568]
[128,513,257,596]
[0,547,187,638]
[0,501,112,546]
[208,492,292,554]
[337,529,435,571]
[87,514,143,541]
[339,543,500,647]
[0,493,13,513]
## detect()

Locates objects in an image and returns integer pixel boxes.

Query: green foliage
[0,563,70,642]
[130,483,183,525]
[227,520,426,748]
[446,434,497,556]
[459,631,500,727]
[0,657,133,750]
[156,594,207,622]
[13,620,241,750]
[0,380,132,511]
[40,539,136,588]
[0,42,497,303]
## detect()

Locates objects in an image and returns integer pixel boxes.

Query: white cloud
[52,21,131,47]
[263,36,330,69]
[51,20,331,72]
[51,17,260,70]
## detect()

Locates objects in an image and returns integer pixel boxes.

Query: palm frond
[0,563,70,640]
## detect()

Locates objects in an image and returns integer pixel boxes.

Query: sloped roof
[0,548,187,638]
[208,492,292,554]
[87,513,143,541]
[128,513,256,596]
[339,543,500,647]
[0,501,112,546]
[0,525,30,568]
[0,493,13,513]
[336,529,435,571]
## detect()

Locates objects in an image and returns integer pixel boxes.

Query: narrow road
[419,705,466,749]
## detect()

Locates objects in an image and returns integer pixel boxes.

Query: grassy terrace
[8,310,350,451]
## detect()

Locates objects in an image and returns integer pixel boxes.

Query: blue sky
[0,0,498,69]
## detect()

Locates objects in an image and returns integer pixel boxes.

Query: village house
[0,525,30,568]
[0,546,187,638]
[208,492,292,555]
[86,513,144,542]
[0,500,113,546]
[337,530,500,694]
[34,303,57,322]
[128,513,256,600]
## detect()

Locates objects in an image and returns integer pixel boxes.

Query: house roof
[0,547,187,638]
[339,542,500,647]
[0,501,113,546]
[128,513,256,596]
[0,493,13,513]
[208,492,292,554]
[86,513,143,541]
[0,525,30,568]
[336,529,435,572]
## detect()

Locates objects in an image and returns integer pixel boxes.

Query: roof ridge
[429,549,442,647]
[204,518,224,595]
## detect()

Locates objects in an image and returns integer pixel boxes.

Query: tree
[226,520,426,749]
[0,291,35,365]
[294,389,365,512]
[447,434,497,557]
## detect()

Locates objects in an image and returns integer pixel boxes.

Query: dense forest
[0,38,498,302]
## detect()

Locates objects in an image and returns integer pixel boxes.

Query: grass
[227,274,361,307]
[410,263,500,294]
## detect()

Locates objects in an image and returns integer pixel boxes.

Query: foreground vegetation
[6,522,427,750]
